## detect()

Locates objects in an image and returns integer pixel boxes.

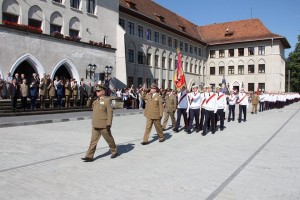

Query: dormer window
[225,28,234,36]
[154,13,165,22]
[177,24,186,32]
[125,0,137,10]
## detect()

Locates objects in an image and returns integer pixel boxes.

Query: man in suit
[162,89,177,130]
[10,78,19,111]
[82,85,117,162]
[139,83,165,145]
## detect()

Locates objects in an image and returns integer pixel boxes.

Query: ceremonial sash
[217,94,225,100]
[206,93,216,104]
[201,98,206,106]
[178,93,187,104]
[237,95,247,104]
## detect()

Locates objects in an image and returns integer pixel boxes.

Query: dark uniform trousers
[175,108,187,130]
[85,127,117,159]
[238,105,247,122]
[228,105,235,121]
[143,118,164,142]
[188,108,200,131]
[162,111,176,129]
[259,102,265,112]
[215,109,224,130]
[199,108,205,130]
[202,109,215,133]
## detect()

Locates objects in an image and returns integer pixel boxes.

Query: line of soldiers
[81,83,300,162]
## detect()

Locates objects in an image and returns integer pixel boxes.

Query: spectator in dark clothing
[56,80,64,109]
[29,81,38,110]
[10,79,19,111]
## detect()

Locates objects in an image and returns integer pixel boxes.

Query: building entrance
[13,60,36,81]
[53,65,72,81]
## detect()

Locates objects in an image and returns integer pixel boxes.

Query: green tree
[286,36,300,92]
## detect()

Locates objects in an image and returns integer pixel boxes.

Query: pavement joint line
[205,108,300,200]
[0,111,143,128]
[0,138,142,173]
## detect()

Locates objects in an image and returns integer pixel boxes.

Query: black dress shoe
[196,129,200,133]
[81,157,94,162]
[141,141,149,145]
[187,130,191,134]
[212,130,216,134]
[201,132,207,136]
[110,153,118,159]
[220,128,224,131]
[172,128,179,132]
[159,139,165,143]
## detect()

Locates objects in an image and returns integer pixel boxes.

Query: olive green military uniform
[142,92,164,142]
[251,94,259,114]
[162,93,177,130]
[65,82,72,108]
[85,95,117,159]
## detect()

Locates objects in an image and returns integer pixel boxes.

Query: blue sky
[154,0,300,58]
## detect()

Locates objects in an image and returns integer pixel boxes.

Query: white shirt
[238,92,249,106]
[228,94,237,105]
[203,92,217,112]
[216,92,227,111]
[187,92,201,109]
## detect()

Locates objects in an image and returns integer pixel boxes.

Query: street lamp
[105,65,113,95]
[86,63,97,80]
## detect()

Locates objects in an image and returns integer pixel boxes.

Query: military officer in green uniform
[140,83,165,145]
[81,85,117,162]
[162,88,177,130]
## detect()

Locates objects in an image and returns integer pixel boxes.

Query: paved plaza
[0,103,300,200]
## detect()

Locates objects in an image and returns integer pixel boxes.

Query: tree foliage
[286,36,300,92]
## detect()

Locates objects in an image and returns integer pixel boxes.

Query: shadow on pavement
[94,143,135,160]
[148,133,172,144]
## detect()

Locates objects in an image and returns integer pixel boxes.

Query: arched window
[2,0,20,23]
[28,6,43,29]
[69,17,80,37]
[50,12,63,34]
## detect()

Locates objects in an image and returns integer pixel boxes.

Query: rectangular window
[138,25,143,38]
[179,41,183,51]
[258,64,265,73]
[146,29,152,41]
[162,57,166,69]
[119,18,125,29]
[87,0,95,14]
[127,76,133,87]
[28,18,42,28]
[185,62,188,72]
[219,66,224,75]
[168,58,172,69]
[198,48,202,56]
[238,48,244,56]
[168,37,172,47]
[228,66,234,74]
[190,63,193,73]
[146,78,151,88]
[195,65,197,74]
[184,43,188,52]
[50,24,62,34]
[3,12,19,23]
[138,51,144,64]
[248,65,254,73]
[174,39,178,49]
[194,47,198,55]
[128,22,135,35]
[210,50,216,58]
[238,65,244,74]
[146,53,151,65]
[154,79,158,85]
[258,46,265,55]
[162,79,165,89]
[248,83,254,92]
[70,0,80,9]
[190,45,193,54]
[211,84,215,91]
[219,49,225,58]
[168,80,172,89]
[154,31,159,43]
[210,67,215,75]
[138,77,143,86]
[69,29,79,37]
[258,83,265,92]
[161,34,166,45]
[228,49,234,57]
[248,47,254,56]
[128,49,134,63]
[154,55,159,67]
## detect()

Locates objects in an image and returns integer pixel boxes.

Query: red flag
[173,49,186,89]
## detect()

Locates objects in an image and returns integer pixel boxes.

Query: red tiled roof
[119,1,290,48]
[198,18,290,48]
[119,0,204,43]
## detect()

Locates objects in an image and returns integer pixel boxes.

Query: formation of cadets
[145,84,300,137]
